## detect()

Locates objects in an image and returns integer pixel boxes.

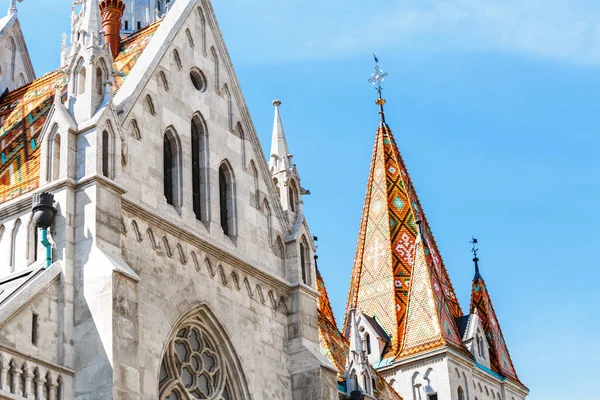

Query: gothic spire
[469,241,524,386]
[269,99,291,174]
[368,53,388,127]
[344,58,465,359]
[80,0,103,48]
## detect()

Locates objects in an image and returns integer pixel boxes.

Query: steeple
[269,100,304,214]
[469,241,523,384]
[269,99,292,174]
[344,57,464,359]
[66,0,116,122]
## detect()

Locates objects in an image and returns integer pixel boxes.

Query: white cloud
[216,0,600,65]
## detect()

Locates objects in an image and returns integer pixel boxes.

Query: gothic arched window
[48,128,61,182]
[8,37,16,81]
[219,162,236,237]
[159,306,250,400]
[288,179,298,212]
[164,128,182,208]
[300,236,310,285]
[365,333,372,355]
[78,67,86,95]
[250,161,258,206]
[192,114,209,221]
[10,219,21,273]
[458,386,465,400]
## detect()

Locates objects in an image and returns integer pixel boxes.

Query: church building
[0,1,528,399]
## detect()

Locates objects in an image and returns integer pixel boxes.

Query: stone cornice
[121,199,292,313]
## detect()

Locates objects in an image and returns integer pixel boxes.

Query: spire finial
[8,0,22,16]
[368,53,388,125]
[470,237,481,280]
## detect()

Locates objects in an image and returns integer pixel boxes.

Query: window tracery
[159,323,236,400]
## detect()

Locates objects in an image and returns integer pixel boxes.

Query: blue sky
[13,1,600,399]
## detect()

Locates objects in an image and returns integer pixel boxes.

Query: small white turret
[269,100,307,216]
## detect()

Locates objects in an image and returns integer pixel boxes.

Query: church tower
[343,59,529,400]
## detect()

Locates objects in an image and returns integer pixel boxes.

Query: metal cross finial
[368,53,388,100]
[368,53,389,124]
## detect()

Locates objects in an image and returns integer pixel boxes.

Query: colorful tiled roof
[471,269,524,387]
[316,268,403,400]
[0,21,160,205]
[344,120,464,359]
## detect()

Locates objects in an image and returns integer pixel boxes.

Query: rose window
[160,325,232,400]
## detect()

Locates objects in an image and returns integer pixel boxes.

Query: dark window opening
[428,395,438,400]
[192,126,201,220]
[137,21,142,30]
[102,130,109,177]
[365,333,372,355]
[164,134,174,205]
[300,243,307,284]
[124,20,129,30]
[219,165,233,236]
[32,313,39,346]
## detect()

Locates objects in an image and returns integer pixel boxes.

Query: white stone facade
[0,0,337,398]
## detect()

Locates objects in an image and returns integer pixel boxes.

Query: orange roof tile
[471,271,525,387]
[0,21,160,205]
[344,121,465,359]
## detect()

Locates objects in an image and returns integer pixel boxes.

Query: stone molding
[121,205,289,314]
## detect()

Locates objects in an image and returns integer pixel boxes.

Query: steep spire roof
[269,99,291,173]
[470,255,523,385]
[344,75,464,359]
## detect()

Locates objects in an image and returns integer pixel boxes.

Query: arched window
[299,237,310,285]
[263,200,272,244]
[10,219,21,273]
[236,122,245,165]
[197,7,207,55]
[352,372,359,392]
[159,306,250,400]
[163,128,182,208]
[365,333,372,355]
[288,179,298,212]
[48,129,61,181]
[211,47,219,92]
[273,178,280,198]
[219,162,236,237]
[223,85,233,132]
[17,73,25,87]
[78,67,86,95]
[129,119,141,140]
[8,37,16,81]
[458,387,465,400]
[27,218,38,265]
[95,67,103,95]
[102,130,110,178]
[250,161,259,207]
[191,115,209,221]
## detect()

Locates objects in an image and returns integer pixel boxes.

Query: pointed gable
[0,19,160,205]
[345,119,464,359]
[471,271,523,385]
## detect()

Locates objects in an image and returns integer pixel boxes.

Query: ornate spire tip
[272,99,281,107]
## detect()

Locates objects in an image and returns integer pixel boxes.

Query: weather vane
[368,53,388,100]
[470,237,479,260]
